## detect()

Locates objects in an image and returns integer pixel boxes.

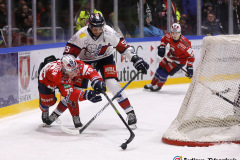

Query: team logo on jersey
[79,33,87,38]
[19,55,30,90]
[95,44,102,56]
[104,65,117,78]
[86,44,98,57]
[62,84,72,89]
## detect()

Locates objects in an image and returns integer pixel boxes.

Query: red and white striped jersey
[63,25,135,61]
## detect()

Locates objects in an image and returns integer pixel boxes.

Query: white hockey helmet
[61,55,79,78]
[171,23,181,33]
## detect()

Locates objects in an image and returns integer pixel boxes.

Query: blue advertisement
[0,52,18,108]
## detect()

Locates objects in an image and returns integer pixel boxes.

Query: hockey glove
[65,94,78,108]
[157,45,165,57]
[83,90,102,103]
[131,55,149,74]
[186,66,193,79]
[91,79,106,94]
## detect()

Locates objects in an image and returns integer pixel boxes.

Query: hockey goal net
[162,35,240,146]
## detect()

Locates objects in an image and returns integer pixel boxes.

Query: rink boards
[0,36,203,118]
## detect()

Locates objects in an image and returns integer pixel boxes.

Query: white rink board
[17,39,202,103]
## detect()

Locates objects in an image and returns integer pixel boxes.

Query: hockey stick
[167,54,233,102]
[164,56,191,78]
[199,81,239,108]
[164,56,231,94]
[61,71,141,135]
[102,92,135,150]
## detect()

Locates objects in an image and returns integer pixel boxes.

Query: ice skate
[72,115,83,128]
[45,111,60,125]
[150,85,161,92]
[144,84,152,89]
[127,111,137,130]
[41,111,49,124]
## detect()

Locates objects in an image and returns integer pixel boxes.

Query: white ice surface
[0,84,239,160]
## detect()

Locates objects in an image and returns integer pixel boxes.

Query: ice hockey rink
[0,83,239,160]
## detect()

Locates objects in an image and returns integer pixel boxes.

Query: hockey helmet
[61,55,79,78]
[171,23,181,33]
[88,13,104,28]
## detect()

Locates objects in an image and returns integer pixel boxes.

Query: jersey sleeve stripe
[63,43,82,58]
[82,64,88,76]
[67,42,82,50]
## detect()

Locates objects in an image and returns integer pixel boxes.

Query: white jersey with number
[63,25,135,61]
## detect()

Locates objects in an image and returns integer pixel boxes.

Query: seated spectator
[22,15,33,33]
[202,2,214,21]
[180,14,193,35]
[134,16,164,37]
[15,4,32,31]
[202,12,225,35]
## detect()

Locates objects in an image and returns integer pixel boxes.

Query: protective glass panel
[201,0,228,35]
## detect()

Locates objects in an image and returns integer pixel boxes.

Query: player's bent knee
[40,93,57,107]
[105,78,121,94]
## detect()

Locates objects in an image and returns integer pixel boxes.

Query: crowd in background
[0,0,240,48]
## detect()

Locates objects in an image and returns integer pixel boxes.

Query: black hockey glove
[91,79,106,94]
[83,90,102,103]
[157,45,165,57]
[186,66,193,79]
[131,55,149,74]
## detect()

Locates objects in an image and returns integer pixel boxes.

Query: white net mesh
[162,35,240,145]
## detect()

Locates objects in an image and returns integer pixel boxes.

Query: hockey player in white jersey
[63,13,149,129]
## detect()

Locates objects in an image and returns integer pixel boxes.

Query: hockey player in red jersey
[144,23,195,91]
[62,13,149,129]
[38,55,106,128]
